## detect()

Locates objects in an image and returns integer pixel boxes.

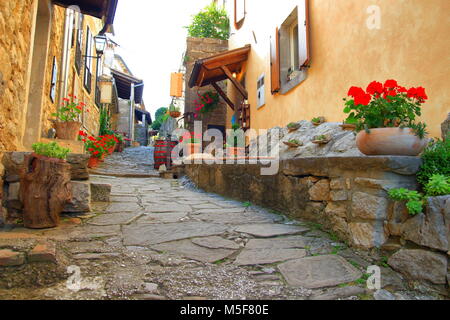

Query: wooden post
[20,154,72,229]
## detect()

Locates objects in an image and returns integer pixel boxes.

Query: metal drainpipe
[58,9,74,108]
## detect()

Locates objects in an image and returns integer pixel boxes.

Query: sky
[113,0,213,120]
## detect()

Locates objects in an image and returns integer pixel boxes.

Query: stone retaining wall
[185,157,449,286]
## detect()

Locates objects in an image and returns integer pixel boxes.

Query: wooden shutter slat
[298,0,310,68]
[270,27,280,94]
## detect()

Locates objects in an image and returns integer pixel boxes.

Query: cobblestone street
[0,148,446,300]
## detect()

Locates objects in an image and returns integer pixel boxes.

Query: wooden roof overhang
[188,45,251,111]
[111,69,144,104]
[52,0,118,33]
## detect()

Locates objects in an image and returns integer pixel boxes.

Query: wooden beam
[221,66,248,99]
[212,82,234,111]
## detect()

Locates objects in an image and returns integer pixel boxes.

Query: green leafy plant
[287,122,299,129]
[288,139,301,145]
[186,3,230,40]
[424,174,450,196]
[99,106,112,136]
[151,107,169,130]
[32,142,70,160]
[416,136,450,186]
[52,95,86,122]
[315,135,327,141]
[169,104,180,112]
[343,80,429,138]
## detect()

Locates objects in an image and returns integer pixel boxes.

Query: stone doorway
[22,0,52,149]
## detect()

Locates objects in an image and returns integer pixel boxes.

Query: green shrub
[186,3,230,40]
[32,142,70,160]
[417,136,450,186]
[425,174,450,196]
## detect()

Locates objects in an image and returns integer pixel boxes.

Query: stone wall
[0,0,35,152]
[184,37,229,137]
[185,157,449,286]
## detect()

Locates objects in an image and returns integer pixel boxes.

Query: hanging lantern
[170,73,183,98]
[98,76,113,104]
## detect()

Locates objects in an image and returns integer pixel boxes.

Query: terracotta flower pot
[54,121,82,140]
[356,127,428,156]
[87,156,101,168]
[186,143,201,156]
[170,111,181,118]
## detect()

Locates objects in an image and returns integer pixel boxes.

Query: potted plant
[343,80,429,156]
[169,104,182,118]
[340,119,357,131]
[51,95,85,140]
[194,91,220,119]
[312,134,331,145]
[226,124,245,157]
[287,122,301,132]
[79,132,108,168]
[114,133,125,153]
[284,139,303,148]
[20,142,72,229]
[312,117,326,126]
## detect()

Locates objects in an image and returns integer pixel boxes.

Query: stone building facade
[184,37,229,140]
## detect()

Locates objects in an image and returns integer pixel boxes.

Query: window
[270,1,310,95]
[83,26,93,93]
[75,13,83,73]
[49,57,57,103]
[234,0,245,29]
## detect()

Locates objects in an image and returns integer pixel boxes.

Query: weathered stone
[388,249,448,284]
[0,249,25,266]
[387,202,409,236]
[348,222,388,248]
[310,286,365,300]
[73,253,121,260]
[354,177,417,191]
[151,239,235,263]
[142,283,158,293]
[235,224,308,238]
[194,207,247,214]
[63,181,91,213]
[374,289,396,300]
[106,202,141,213]
[234,248,307,265]
[87,212,142,226]
[195,210,280,225]
[351,192,388,220]
[330,190,348,201]
[324,202,347,218]
[67,154,90,181]
[138,212,188,224]
[28,242,57,263]
[123,222,229,246]
[278,255,362,289]
[7,182,20,201]
[402,196,449,252]
[441,112,450,140]
[192,236,240,250]
[245,236,308,250]
[330,178,345,190]
[90,183,111,202]
[145,203,192,213]
[308,179,330,201]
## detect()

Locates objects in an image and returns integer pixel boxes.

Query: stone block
[28,242,57,263]
[324,202,347,218]
[0,249,25,267]
[402,195,449,252]
[386,202,409,236]
[90,183,111,202]
[7,182,20,201]
[67,153,90,181]
[308,179,330,201]
[388,249,448,285]
[348,222,388,248]
[351,192,388,220]
[330,178,345,190]
[330,190,348,201]
[63,181,91,213]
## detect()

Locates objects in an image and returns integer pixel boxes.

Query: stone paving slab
[137,212,189,224]
[150,239,236,263]
[87,212,143,226]
[245,236,309,249]
[145,203,193,213]
[110,196,139,203]
[278,255,362,289]
[191,236,241,250]
[195,211,280,225]
[235,224,309,238]
[106,203,142,213]
[194,208,247,214]
[234,248,307,266]
[122,222,229,246]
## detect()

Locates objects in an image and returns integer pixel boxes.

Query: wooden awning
[188,45,251,110]
[52,0,118,29]
[111,69,144,104]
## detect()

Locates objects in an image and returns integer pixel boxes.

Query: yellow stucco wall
[227,0,450,139]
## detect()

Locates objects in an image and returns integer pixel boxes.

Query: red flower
[354,93,371,106]
[89,136,96,142]
[397,86,407,93]
[366,81,384,95]
[347,86,365,98]
[384,79,398,89]
[407,87,428,101]
[63,98,70,102]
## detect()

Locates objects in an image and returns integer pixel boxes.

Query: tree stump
[20,154,72,229]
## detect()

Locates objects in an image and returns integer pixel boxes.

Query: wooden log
[20,154,72,229]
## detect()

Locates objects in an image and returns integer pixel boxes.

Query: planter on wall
[54,121,82,140]
[87,156,101,168]
[170,111,181,118]
[356,127,428,156]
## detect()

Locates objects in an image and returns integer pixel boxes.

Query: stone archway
[22,0,52,149]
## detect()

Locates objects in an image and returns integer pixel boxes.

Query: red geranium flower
[347,86,365,98]
[384,79,398,89]
[366,81,384,95]
[354,93,371,106]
